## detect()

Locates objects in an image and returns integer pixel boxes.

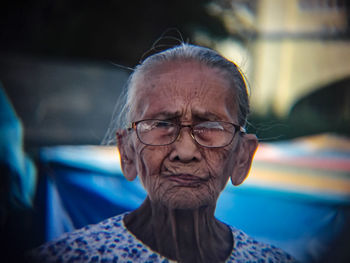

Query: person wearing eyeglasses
[31,44,296,263]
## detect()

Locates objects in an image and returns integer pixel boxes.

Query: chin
[160,191,215,210]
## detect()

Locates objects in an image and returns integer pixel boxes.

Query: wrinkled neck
[124,197,233,263]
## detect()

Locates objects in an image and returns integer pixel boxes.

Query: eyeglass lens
[136,120,236,147]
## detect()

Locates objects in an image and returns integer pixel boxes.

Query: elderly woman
[31,44,296,263]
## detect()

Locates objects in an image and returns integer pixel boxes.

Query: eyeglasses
[128,119,246,148]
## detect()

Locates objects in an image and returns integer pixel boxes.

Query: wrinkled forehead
[131,60,238,120]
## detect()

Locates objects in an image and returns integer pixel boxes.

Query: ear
[230,134,258,186]
[116,129,137,181]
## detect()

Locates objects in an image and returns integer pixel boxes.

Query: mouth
[166,174,206,186]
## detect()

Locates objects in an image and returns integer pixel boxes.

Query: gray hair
[102,43,250,145]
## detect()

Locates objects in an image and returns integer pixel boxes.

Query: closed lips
[167,174,206,185]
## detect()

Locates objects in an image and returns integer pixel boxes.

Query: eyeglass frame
[127,119,246,148]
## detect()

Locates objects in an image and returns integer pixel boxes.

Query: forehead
[133,60,238,122]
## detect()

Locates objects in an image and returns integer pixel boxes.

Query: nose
[169,127,202,162]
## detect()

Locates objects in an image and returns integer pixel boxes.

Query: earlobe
[230,134,258,186]
[116,129,137,181]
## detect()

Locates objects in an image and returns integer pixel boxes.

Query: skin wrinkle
[119,60,257,263]
[168,208,181,261]
[133,62,236,123]
[193,209,206,262]
[138,146,174,205]
[136,138,229,208]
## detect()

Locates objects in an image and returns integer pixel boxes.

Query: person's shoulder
[29,213,128,262]
[227,226,298,263]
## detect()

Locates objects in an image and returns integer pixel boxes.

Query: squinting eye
[155,121,173,128]
[195,122,224,130]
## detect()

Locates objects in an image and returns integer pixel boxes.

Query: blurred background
[0,0,349,146]
[0,0,349,262]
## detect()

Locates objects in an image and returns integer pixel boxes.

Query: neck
[124,197,233,263]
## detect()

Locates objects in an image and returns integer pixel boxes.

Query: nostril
[168,128,202,162]
[170,153,199,163]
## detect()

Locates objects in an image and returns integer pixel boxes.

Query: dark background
[0,0,230,65]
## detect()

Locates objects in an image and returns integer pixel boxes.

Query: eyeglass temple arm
[126,122,136,131]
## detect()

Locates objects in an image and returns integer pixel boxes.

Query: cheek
[135,146,170,192]
[203,148,235,188]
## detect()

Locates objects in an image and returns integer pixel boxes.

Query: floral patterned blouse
[31,213,297,263]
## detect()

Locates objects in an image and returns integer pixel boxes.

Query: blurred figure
[0,83,36,262]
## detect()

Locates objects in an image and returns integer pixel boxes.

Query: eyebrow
[191,110,222,121]
[149,111,182,120]
[147,110,223,122]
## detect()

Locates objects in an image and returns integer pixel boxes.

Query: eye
[154,121,174,128]
[148,120,177,137]
[195,121,224,131]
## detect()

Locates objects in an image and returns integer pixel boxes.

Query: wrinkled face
[129,61,242,209]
